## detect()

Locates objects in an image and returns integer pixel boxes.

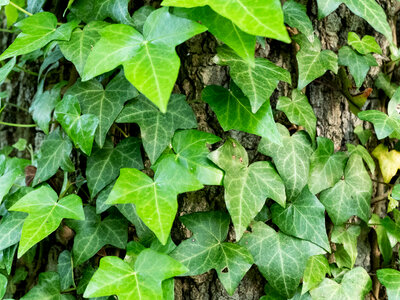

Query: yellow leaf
[372,144,400,183]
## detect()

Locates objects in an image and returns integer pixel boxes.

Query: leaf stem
[14,65,39,76]
[9,1,33,16]
[0,120,36,127]
[59,171,69,199]
[115,124,129,138]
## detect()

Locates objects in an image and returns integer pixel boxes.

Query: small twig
[9,0,33,16]
[371,178,394,187]
[371,190,392,204]
[14,65,39,76]
[115,124,129,138]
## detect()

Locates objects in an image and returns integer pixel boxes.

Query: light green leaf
[117,94,196,164]
[0,168,19,204]
[316,0,341,18]
[66,206,128,266]
[132,6,155,33]
[57,250,74,291]
[59,21,109,76]
[0,273,5,299]
[87,137,143,198]
[259,125,313,201]
[369,214,392,265]
[65,72,138,148]
[320,154,371,224]
[358,110,400,139]
[215,45,291,113]
[9,186,84,257]
[283,0,314,42]
[338,46,377,88]
[161,0,290,43]
[277,90,316,142]
[271,187,330,251]
[0,57,15,84]
[32,128,74,186]
[308,137,347,194]
[381,216,400,243]
[0,12,77,60]
[21,272,70,300]
[202,84,281,144]
[310,267,371,300]
[54,95,99,156]
[331,225,360,268]
[240,221,325,298]
[171,211,253,295]
[347,144,375,172]
[294,34,338,90]
[209,139,285,239]
[0,0,10,6]
[83,7,206,112]
[377,269,400,300]
[171,129,223,185]
[84,249,187,300]
[0,211,26,251]
[348,32,382,55]
[106,155,203,244]
[302,255,330,294]
[354,125,372,145]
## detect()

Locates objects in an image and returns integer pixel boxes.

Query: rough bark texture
[1,0,398,299]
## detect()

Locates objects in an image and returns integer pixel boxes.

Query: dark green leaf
[57,250,74,291]
[377,269,400,300]
[283,0,314,42]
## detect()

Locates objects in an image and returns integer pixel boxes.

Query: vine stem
[0,121,36,127]
[9,1,33,16]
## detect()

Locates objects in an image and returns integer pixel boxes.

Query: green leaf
[377,269,400,300]
[132,6,155,33]
[66,72,138,148]
[358,110,400,140]
[57,250,74,291]
[59,21,109,76]
[294,34,338,90]
[84,249,187,300]
[259,125,313,201]
[171,211,253,295]
[348,32,382,55]
[9,186,84,257]
[302,255,330,294]
[32,128,74,186]
[271,187,330,251]
[215,45,291,113]
[283,0,314,42]
[0,211,26,251]
[161,0,290,43]
[117,94,196,163]
[240,221,325,298]
[0,57,16,84]
[369,214,392,265]
[209,139,285,239]
[26,0,45,14]
[319,154,372,224]
[83,7,206,112]
[54,95,99,156]
[381,216,400,243]
[0,273,6,299]
[308,137,347,194]
[277,90,316,142]
[0,12,77,60]
[338,46,377,88]
[354,125,372,145]
[66,206,128,265]
[0,0,10,6]
[347,144,375,172]
[331,225,360,268]
[171,129,223,185]
[87,137,143,198]
[107,155,203,244]
[310,267,372,300]
[375,73,398,98]
[21,272,71,300]
[202,84,281,144]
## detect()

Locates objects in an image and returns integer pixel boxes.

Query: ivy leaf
[259,125,313,201]
[319,154,372,224]
[338,46,377,88]
[171,211,253,296]
[381,216,400,243]
[57,250,74,291]
[106,155,203,244]
[174,6,255,62]
[294,34,338,90]
[0,57,16,84]
[369,214,393,265]
[65,72,138,148]
[59,21,109,76]
[310,267,372,300]
[277,90,317,142]
[283,0,314,42]
[271,187,330,251]
[54,95,99,156]
[375,73,398,98]
[20,272,72,300]
[83,7,206,112]
[0,0,10,6]
[209,139,286,240]
[372,144,400,183]
[308,137,347,194]
[65,206,128,266]
[358,110,400,140]
[354,125,372,146]
[215,45,291,113]
[161,0,290,43]
[84,249,187,300]
[302,255,330,294]
[0,211,26,251]
[377,269,400,300]
[132,6,155,32]
[0,273,5,299]
[240,221,325,298]
[348,143,375,172]
[202,84,281,144]
[117,94,196,164]
[348,32,382,55]
[9,186,84,258]
[26,0,46,14]
[86,138,143,198]
[331,225,361,268]
[0,12,77,60]
[32,128,74,186]
[171,129,223,185]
